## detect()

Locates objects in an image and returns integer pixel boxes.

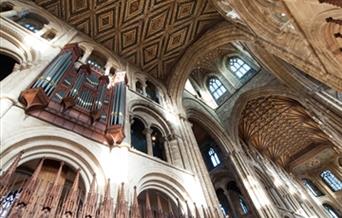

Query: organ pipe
[91,75,109,121]
[105,71,127,146]
[32,51,73,96]
[110,71,126,126]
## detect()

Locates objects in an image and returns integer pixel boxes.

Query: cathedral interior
[0,0,342,217]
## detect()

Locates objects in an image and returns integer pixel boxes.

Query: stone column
[142,80,147,96]
[229,151,282,218]
[80,48,93,64]
[180,117,222,213]
[163,136,172,164]
[144,128,153,156]
[36,25,50,36]
[0,10,17,18]
[104,61,112,76]
[167,135,184,168]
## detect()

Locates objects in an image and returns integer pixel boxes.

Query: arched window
[208,77,227,100]
[0,53,19,81]
[228,57,251,79]
[41,30,56,41]
[146,81,159,103]
[303,179,324,197]
[320,170,342,192]
[87,51,106,73]
[13,12,49,33]
[0,2,13,13]
[131,118,147,154]
[136,81,143,94]
[151,127,166,161]
[227,181,249,215]
[239,196,249,214]
[216,189,230,216]
[208,147,220,167]
[323,203,340,218]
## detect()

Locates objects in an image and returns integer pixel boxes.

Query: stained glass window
[239,197,249,214]
[208,148,220,167]
[208,77,227,100]
[323,204,340,218]
[228,57,251,79]
[320,170,342,192]
[303,179,324,197]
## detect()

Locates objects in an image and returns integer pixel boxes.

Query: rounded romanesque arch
[129,99,175,137]
[167,22,254,108]
[1,127,107,191]
[183,98,234,155]
[137,172,193,209]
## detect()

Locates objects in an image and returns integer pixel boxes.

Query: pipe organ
[19,44,126,146]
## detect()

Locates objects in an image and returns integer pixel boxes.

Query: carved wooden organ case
[19,44,126,146]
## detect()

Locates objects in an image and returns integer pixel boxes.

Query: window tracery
[208,77,227,100]
[320,170,342,192]
[208,147,220,167]
[227,57,251,79]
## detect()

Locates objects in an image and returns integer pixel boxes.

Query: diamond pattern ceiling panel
[31,0,223,80]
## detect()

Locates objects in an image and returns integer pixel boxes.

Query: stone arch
[4,0,68,41]
[129,99,175,137]
[75,41,125,70]
[137,172,192,209]
[183,100,234,154]
[1,127,106,192]
[309,8,342,77]
[167,22,254,108]
[0,24,37,64]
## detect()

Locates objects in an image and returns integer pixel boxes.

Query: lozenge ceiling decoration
[31,0,223,80]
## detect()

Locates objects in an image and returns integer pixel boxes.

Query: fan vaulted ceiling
[31,0,223,80]
[239,96,331,168]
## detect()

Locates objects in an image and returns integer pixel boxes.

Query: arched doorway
[138,189,178,217]
[0,158,86,217]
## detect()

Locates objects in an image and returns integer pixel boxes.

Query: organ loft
[0,0,341,217]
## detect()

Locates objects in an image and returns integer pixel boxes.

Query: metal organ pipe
[118,82,126,125]
[94,76,109,111]
[70,72,86,98]
[109,71,126,126]
[32,51,73,96]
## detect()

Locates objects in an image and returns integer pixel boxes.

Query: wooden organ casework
[0,153,219,218]
[19,44,127,146]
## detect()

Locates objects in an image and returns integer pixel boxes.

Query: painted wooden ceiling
[31,0,223,80]
[239,96,331,168]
